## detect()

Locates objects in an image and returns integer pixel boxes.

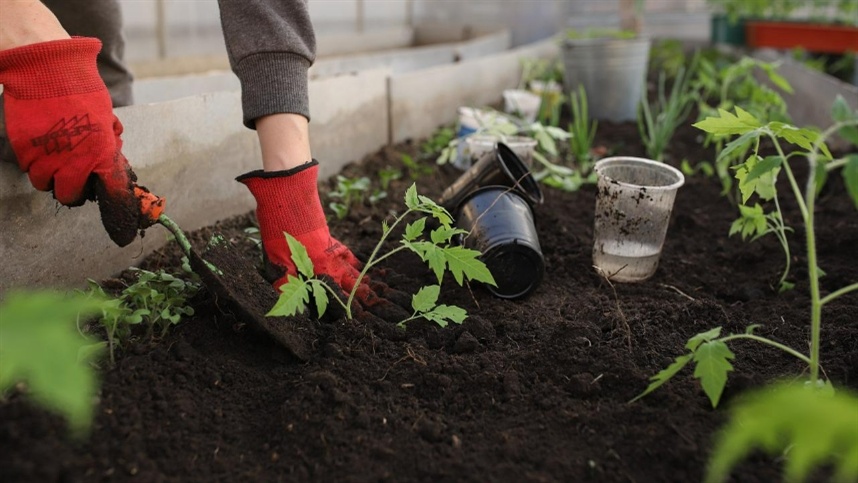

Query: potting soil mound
[1,119,856,483]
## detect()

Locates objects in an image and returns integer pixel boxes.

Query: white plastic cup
[592,157,685,283]
[465,134,538,168]
[503,89,542,123]
[454,107,498,170]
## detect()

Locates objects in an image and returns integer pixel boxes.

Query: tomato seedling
[268,184,496,325]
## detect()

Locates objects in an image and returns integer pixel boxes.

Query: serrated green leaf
[442,245,497,286]
[736,156,778,203]
[408,241,447,283]
[717,130,757,164]
[831,95,855,123]
[705,382,858,483]
[744,155,782,184]
[630,354,693,403]
[266,275,310,317]
[0,290,107,434]
[686,327,723,352]
[693,107,762,136]
[763,67,793,94]
[692,340,735,407]
[423,304,468,327]
[404,218,426,242]
[430,225,465,245]
[284,233,314,278]
[310,281,329,318]
[412,285,440,313]
[844,154,858,210]
[404,183,420,209]
[769,123,819,152]
[814,162,829,197]
[838,125,858,146]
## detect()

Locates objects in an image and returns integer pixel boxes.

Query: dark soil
[2,116,857,483]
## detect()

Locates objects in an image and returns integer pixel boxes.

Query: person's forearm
[0,0,70,50]
[256,113,313,171]
[216,0,316,127]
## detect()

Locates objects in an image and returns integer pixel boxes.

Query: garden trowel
[133,187,311,360]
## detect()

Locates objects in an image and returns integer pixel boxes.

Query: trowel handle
[133,184,166,224]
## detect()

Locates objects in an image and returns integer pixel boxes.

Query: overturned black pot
[456,186,544,299]
[439,142,543,215]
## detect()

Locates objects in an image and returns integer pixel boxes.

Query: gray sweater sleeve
[216,0,317,128]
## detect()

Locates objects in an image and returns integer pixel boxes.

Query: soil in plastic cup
[456,186,544,299]
[466,134,538,168]
[592,157,685,283]
[503,89,541,123]
[438,142,543,215]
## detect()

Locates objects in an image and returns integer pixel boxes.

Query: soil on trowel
[1,117,857,483]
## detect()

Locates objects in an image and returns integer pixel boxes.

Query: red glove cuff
[0,37,105,99]
[237,161,327,246]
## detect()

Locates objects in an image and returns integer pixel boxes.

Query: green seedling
[84,267,199,364]
[0,290,109,435]
[397,285,467,328]
[638,60,698,161]
[268,184,496,324]
[692,55,793,200]
[400,153,433,180]
[649,38,687,79]
[529,88,599,193]
[328,175,371,220]
[705,382,858,483]
[567,84,598,170]
[420,125,456,158]
[633,97,858,408]
[379,167,403,191]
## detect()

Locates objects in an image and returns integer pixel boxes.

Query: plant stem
[719,334,812,366]
[156,214,222,275]
[820,283,858,306]
[345,209,415,319]
[806,147,822,383]
[156,214,192,258]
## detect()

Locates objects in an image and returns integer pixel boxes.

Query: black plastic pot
[456,186,544,299]
[438,142,543,215]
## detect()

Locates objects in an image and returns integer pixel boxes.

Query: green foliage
[567,85,598,168]
[0,290,108,435]
[519,57,563,87]
[400,153,433,180]
[84,267,199,364]
[420,126,456,158]
[632,327,736,408]
[328,175,371,220]
[638,60,698,161]
[564,28,636,40]
[398,285,468,328]
[649,39,687,79]
[379,167,402,191]
[635,96,858,408]
[692,56,793,200]
[706,383,858,483]
[270,184,496,325]
[531,85,598,193]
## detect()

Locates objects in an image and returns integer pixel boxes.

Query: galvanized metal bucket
[561,37,651,122]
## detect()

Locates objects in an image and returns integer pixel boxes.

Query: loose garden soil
[1,115,856,483]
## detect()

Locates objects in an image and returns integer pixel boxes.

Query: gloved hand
[237,161,408,319]
[0,37,157,246]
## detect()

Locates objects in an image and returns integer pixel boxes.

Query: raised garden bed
[2,104,856,481]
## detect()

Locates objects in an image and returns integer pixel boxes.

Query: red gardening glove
[237,161,373,300]
[0,37,156,246]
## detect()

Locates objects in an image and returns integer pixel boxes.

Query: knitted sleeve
[217,0,317,128]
